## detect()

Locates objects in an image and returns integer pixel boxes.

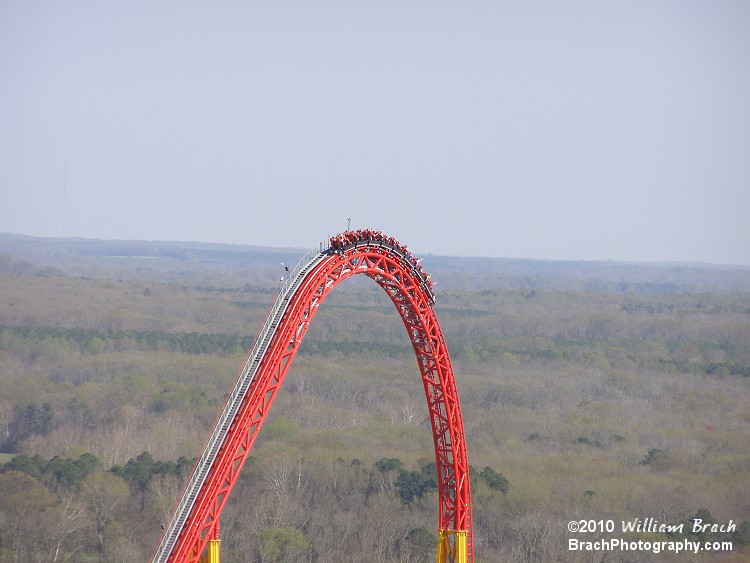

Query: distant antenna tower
[347,217,351,231]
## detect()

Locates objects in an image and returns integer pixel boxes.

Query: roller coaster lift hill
[151,229,474,563]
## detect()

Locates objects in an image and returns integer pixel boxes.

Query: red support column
[154,234,473,562]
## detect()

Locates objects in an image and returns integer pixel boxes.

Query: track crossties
[152,231,473,563]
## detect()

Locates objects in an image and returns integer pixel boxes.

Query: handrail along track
[151,230,472,563]
[152,246,325,563]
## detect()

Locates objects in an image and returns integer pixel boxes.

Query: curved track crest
[153,231,473,562]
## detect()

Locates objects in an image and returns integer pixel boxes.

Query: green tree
[82,471,131,560]
[0,470,57,560]
[1,453,46,479]
[374,457,403,473]
[687,508,717,541]
[46,452,99,489]
[256,528,309,562]
[4,402,54,451]
[733,521,750,546]
[640,448,671,470]
[394,465,437,504]
[404,527,435,562]
[479,466,510,494]
[112,451,155,508]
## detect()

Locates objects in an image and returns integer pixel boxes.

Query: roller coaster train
[151,229,473,562]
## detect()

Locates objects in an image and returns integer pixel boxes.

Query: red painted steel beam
[155,232,473,562]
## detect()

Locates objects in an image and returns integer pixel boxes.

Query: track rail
[151,230,473,562]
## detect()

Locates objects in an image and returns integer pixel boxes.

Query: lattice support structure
[152,231,473,562]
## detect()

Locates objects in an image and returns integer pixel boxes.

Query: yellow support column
[454,530,467,563]
[436,529,467,563]
[200,539,220,563]
[437,529,450,562]
[208,539,221,563]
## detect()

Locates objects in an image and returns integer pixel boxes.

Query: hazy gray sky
[1,2,749,264]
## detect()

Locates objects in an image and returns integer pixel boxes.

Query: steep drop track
[152,230,473,562]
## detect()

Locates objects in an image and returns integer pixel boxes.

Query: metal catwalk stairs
[152,247,326,563]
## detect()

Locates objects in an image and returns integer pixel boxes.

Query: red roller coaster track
[151,230,473,562]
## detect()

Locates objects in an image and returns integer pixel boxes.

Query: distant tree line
[371,457,509,505]
[0,450,515,560]
[1,325,254,356]
[2,452,99,489]
[4,322,748,380]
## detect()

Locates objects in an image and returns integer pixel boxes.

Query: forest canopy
[1,235,749,561]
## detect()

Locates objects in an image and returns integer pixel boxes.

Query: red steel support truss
[154,232,473,562]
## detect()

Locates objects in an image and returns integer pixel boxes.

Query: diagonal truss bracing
[152,232,473,563]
